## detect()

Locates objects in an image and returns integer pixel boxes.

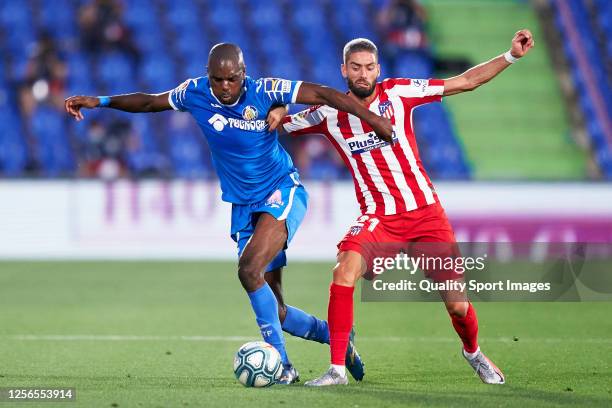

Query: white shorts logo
[265,189,284,208]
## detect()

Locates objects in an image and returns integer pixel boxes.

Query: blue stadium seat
[124,115,169,175]
[552,0,612,178]
[167,2,199,29]
[0,0,472,180]
[98,52,136,94]
[0,106,28,176]
[66,53,92,83]
[3,26,36,70]
[0,1,32,30]
[216,29,250,49]
[0,136,28,176]
[38,0,75,40]
[209,2,242,31]
[175,29,210,61]
[133,27,167,55]
[182,58,207,80]
[124,2,159,31]
[266,55,301,79]
[258,31,295,64]
[393,52,433,78]
[312,59,345,90]
[250,3,283,31]
[169,127,210,178]
[140,54,176,90]
[31,106,75,176]
[332,1,377,41]
[291,4,325,34]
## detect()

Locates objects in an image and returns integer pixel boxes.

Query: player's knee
[332,263,359,287]
[445,301,468,318]
[237,262,264,291]
[277,303,287,323]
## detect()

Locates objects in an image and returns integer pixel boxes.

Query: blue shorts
[231,172,308,272]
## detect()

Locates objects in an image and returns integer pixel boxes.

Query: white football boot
[463,348,505,384]
[304,367,349,387]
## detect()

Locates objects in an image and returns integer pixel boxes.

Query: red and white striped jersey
[282,78,445,216]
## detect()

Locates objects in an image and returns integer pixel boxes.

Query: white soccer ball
[233,341,283,387]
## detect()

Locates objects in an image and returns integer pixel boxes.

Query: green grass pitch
[0,261,610,407]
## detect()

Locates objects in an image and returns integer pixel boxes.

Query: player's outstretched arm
[64,92,173,121]
[295,82,393,142]
[443,29,534,96]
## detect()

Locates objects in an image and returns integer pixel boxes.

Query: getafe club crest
[242,105,258,121]
[378,101,394,119]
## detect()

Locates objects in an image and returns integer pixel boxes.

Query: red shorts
[338,202,461,281]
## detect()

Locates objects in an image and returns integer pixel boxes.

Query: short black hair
[208,43,245,70]
[343,38,378,64]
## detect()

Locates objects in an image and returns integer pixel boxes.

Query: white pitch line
[1,335,612,344]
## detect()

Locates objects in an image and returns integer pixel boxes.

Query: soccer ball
[233,341,283,387]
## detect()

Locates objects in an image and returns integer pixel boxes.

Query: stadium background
[0,1,611,407]
[0,0,610,258]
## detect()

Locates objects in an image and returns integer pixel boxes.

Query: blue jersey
[168,76,302,204]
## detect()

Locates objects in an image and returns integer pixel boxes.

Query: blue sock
[248,283,290,365]
[282,305,330,344]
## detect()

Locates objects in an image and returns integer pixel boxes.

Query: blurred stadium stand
[0,0,607,180]
[550,0,612,178]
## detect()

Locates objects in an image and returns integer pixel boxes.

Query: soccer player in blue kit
[65,43,393,384]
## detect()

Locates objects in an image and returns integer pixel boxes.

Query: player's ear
[341,63,347,78]
[376,64,381,79]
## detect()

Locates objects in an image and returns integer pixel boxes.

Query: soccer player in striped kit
[271,29,534,386]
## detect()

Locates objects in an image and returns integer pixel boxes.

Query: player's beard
[347,78,376,99]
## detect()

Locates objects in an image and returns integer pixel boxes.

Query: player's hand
[266,105,288,131]
[370,114,394,144]
[64,96,100,121]
[510,29,534,59]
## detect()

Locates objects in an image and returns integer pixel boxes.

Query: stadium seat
[266,55,302,79]
[209,2,242,31]
[0,1,32,30]
[140,54,176,91]
[38,0,75,40]
[393,51,433,78]
[0,106,28,176]
[250,3,283,31]
[552,0,612,178]
[0,0,476,180]
[98,52,136,94]
[167,2,199,30]
[168,123,211,179]
[124,2,159,31]
[30,106,75,176]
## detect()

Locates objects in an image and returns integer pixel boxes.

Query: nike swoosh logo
[211,103,222,108]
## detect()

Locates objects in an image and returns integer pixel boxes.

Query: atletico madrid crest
[349,224,363,236]
[378,101,394,119]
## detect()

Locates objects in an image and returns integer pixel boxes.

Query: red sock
[450,303,479,353]
[328,283,354,365]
